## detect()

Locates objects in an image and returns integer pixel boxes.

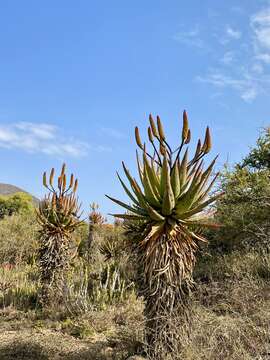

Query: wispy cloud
[174,5,270,102]
[220,51,234,65]
[251,7,270,65]
[173,27,205,49]
[241,88,258,102]
[0,122,89,157]
[195,5,270,102]
[252,62,264,74]
[226,26,242,39]
[100,127,125,139]
[231,6,244,15]
[196,71,260,103]
[218,26,242,45]
[256,53,270,63]
[251,7,270,48]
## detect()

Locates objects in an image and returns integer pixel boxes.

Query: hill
[0,183,39,206]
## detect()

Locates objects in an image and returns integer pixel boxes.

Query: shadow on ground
[0,340,135,360]
[0,342,49,360]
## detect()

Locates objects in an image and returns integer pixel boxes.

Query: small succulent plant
[37,164,81,307]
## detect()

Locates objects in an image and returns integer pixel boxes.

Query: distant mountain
[0,183,39,206]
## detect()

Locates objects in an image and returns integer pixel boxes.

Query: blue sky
[0,1,269,219]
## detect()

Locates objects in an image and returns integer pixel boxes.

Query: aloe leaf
[105,195,145,216]
[171,161,180,198]
[117,172,140,206]
[109,213,147,220]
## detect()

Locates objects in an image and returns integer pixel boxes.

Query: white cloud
[196,5,270,102]
[226,26,242,39]
[231,6,244,14]
[220,51,234,65]
[251,7,270,48]
[95,145,112,152]
[196,72,260,102]
[251,7,270,67]
[256,53,270,63]
[176,4,270,102]
[196,73,244,89]
[173,27,205,48]
[15,122,55,140]
[252,63,264,74]
[100,127,125,139]
[241,88,258,102]
[0,122,89,157]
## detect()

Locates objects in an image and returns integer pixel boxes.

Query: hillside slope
[0,183,39,205]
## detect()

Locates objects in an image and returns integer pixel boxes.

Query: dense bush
[211,167,270,251]
[241,127,270,170]
[0,192,34,219]
[209,128,270,252]
[0,212,38,265]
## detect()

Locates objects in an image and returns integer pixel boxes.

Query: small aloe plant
[37,164,82,307]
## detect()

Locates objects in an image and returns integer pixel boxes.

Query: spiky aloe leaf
[171,161,180,198]
[175,182,200,216]
[195,172,220,205]
[136,150,144,184]
[200,156,218,181]
[142,166,161,208]
[179,148,188,191]
[160,155,169,196]
[162,183,175,215]
[105,195,146,216]
[147,205,165,221]
[110,213,147,220]
[161,158,175,216]
[143,153,161,200]
[178,192,224,220]
[122,162,147,208]
[117,172,140,207]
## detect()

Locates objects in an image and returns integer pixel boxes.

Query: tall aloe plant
[106,111,223,352]
[37,164,81,307]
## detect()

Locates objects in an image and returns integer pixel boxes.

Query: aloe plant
[107,111,223,351]
[37,164,81,307]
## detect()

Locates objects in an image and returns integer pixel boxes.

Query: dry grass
[0,249,269,359]
[0,296,144,360]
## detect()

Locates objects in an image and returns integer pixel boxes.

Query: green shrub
[0,212,38,265]
[0,265,38,310]
[0,192,34,219]
[209,128,270,252]
[211,167,270,251]
[241,127,270,170]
